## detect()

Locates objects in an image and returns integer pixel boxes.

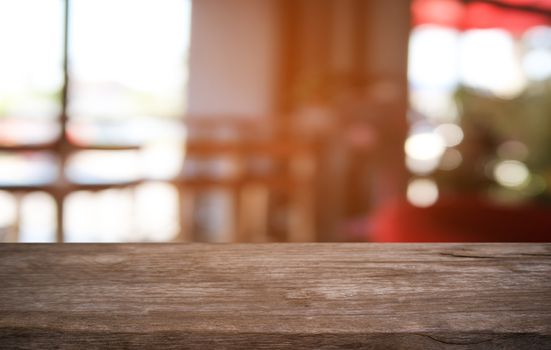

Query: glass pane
[65,150,141,185]
[64,183,179,242]
[0,119,60,146]
[19,192,57,243]
[68,0,191,122]
[0,152,59,187]
[0,191,17,242]
[0,0,64,144]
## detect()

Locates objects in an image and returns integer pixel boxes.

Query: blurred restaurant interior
[0,0,550,243]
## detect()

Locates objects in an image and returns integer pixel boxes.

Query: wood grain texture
[0,243,550,349]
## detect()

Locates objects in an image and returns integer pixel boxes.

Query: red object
[370,196,551,242]
[413,0,551,35]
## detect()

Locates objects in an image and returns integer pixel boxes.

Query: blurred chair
[175,117,318,242]
[0,127,143,242]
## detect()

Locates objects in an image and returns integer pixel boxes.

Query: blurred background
[0,0,550,243]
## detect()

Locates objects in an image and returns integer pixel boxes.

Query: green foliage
[453,80,551,201]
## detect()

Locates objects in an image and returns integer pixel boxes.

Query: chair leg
[288,184,315,242]
[178,187,195,242]
[239,184,269,242]
[12,192,22,243]
[53,193,64,243]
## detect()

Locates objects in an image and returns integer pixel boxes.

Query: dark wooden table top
[1,243,550,349]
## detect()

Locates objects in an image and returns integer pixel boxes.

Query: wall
[186,0,278,117]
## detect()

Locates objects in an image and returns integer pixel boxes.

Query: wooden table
[1,244,550,349]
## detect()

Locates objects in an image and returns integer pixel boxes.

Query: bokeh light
[493,160,530,188]
[407,178,439,207]
[497,140,529,161]
[434,123,463,147]
[405,131,446,161]
[438,148,462,171]
[406,155,440,175]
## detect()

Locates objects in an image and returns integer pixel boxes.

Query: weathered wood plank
[0,243,550,349]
